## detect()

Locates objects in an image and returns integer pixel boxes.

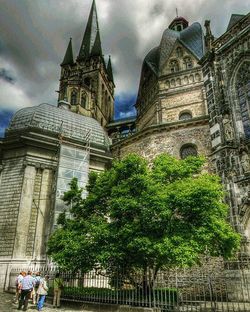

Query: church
[0,0,249,289]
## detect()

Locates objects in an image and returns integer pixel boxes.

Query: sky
[0,0,249,137]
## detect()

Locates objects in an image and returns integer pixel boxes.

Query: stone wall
[136,103,157,131]
[161,85,205,122]
[0,157,25,257]
[112,121,211,162]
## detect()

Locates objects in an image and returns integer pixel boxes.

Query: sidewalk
[0,292,86,312]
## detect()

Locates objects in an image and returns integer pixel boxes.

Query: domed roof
[6,103,110,149]
[144,46,160,75]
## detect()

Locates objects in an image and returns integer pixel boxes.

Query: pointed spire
[107,55,114,82]
[78,0,102,61]
[91,29,102,57]
[61,38,74,66]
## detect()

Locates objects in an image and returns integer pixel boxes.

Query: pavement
[0,292,86,312]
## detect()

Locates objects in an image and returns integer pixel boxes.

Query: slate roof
[143,22,204,77]
[227,14,245,31]
[107,56,114,83]
[6,103,110,149]
[61,38,74,66]
[78,0,102,60]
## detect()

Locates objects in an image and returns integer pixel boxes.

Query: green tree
[48,153,240,287]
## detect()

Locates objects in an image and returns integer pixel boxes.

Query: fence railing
[9,257,250,311]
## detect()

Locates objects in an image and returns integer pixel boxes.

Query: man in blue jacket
[18,270,35,311]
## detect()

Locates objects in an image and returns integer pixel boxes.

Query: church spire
[107,55,114,83]
[61,38,74,66]
[78,0,102,61]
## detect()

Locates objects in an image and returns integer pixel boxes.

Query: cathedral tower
[58,0,115,127]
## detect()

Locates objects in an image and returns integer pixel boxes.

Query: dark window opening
[71,90,77,105]
[179,112,192,120]
[180,144,198,159]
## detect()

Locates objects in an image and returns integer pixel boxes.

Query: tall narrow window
[176,47,183,58]
[236,62,250,139]
[71,90,77,105]
[81,92,87,109]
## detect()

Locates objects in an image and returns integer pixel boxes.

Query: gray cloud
[0,68,15,84]
[0,0,248,116]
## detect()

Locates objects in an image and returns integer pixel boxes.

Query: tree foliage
[48,153,240,278]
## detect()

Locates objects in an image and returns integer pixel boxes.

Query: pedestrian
[37,275,49,311]
[33,271,41,304]
[18,270,35,311]
[15,271,25,302]
[53,272,63,308]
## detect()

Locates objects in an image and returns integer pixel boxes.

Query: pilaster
[12,165,36,259]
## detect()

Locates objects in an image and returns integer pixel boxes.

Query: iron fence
[9,257,250,311]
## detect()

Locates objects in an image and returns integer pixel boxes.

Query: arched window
[176,47,183,58]
[184,57,193,69]
[81,92,88,109]
[179,111,192,120]
[170,60,179,73]
[180,144,198,159]
[70,89,77,105]
[171,79,176,87]
[236,62,250,139]
[195,73,201,82]
[189,75,194,83]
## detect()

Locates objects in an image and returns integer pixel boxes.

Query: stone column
[13,165,36,259]
[33,169,53,260]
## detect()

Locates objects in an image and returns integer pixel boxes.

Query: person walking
[53,272,63,308]
[33,271,41,304]
[37,275,49,311]
[15,271,25,303]
[18,270,35,311]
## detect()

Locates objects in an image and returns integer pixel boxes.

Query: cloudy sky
[0,0,248,136]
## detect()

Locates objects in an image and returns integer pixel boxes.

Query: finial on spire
[176,8,178,17]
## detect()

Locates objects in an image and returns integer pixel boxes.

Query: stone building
[110,16,211,162]
[0,102,112,287]
[200,13,250,252]
[0,0,115,288]
[58,0,115,128]
[0,0,249,290]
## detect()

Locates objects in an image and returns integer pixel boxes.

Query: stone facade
[0,0,249,293]
[112,118,210,163]
[200,13,250,252]
[112,16,211,164]
[59,56,114,128]
[58,1,114,128]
